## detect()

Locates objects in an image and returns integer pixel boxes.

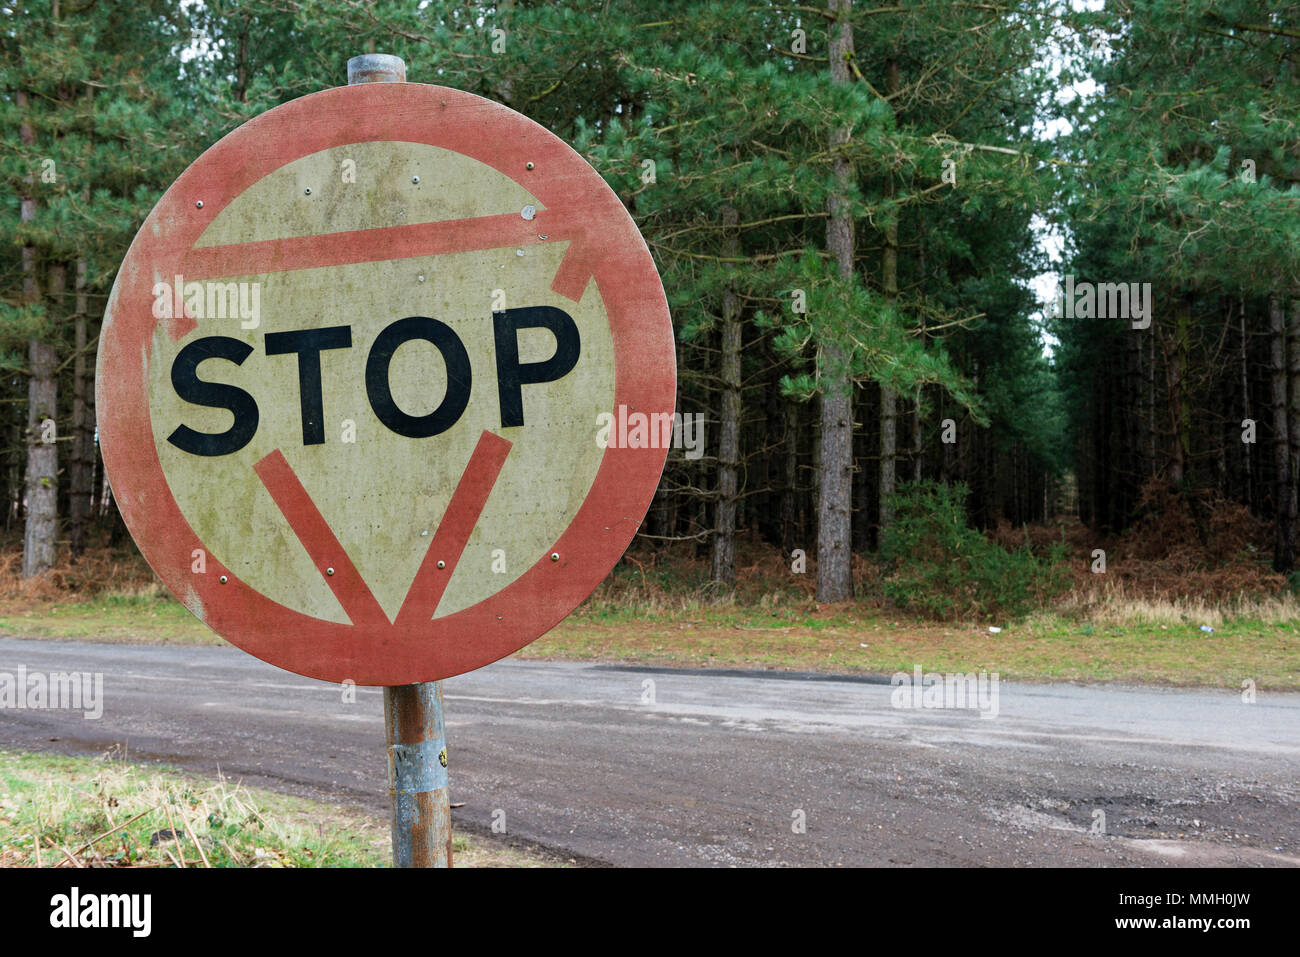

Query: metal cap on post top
[347,53,407,85]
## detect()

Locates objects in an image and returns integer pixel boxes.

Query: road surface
[0,637,1296,866]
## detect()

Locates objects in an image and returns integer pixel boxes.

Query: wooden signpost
[96,54,675,866]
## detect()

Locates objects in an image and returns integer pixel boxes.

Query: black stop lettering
[492,306,581,428]
[365,316,472,438]
[167,336,260,456]
[264,325,353,446]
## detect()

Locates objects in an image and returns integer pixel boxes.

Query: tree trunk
[911,387,922,482]
[913,250,926,484]
[758,364,781,543]
[69,256,93,558]
[1240,300,1252,510]
[852,386,870,552]
[25,262,63,580]
[1160,300,1189,485]
[781,398,799,556]
[940,397,953,484]
[879,386,896,530]
[19,91,59,579]
[815,0,855,602]
[878,57,900,539]
[648,485,669,548]
[1288,297,1300,566]
[710,205,741,584]
[69,86,95,558]
[24,343,60,578]
[1270,296,1292,572]
[1145,326,1157,475]
[1127,327,1144,511]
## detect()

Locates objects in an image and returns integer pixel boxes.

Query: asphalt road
[1,636,1296,866]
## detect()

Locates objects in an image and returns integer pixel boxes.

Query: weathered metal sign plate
[97,83,675,684]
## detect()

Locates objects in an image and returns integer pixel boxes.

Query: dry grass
[576,538,897,622]
[0,746,386,868]
[1058,583,1300,628]
[0,747,554,868]
[0,533,159,605]
[1024,483,1290,607]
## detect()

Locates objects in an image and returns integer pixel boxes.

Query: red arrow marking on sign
[550,236,599,303]
[396,429,513,628]
[184,212,549,284]
[253,449,391,627]
[170,207,597,342]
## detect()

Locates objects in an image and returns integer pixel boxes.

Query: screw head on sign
[304,187,312,195]
[326,567,335,576]
[521,205,536,220]
[412,175,420,184]
[550,552,560,562]
[526,162,535,170]
[195,201,204,209]
[436,560,446,569]
[516,249,524,257]
[418,274,425,283]
[219,575,228,584]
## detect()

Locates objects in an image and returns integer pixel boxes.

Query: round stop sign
[97,82,675,685]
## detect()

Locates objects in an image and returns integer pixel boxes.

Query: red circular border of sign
[97,83,675,685]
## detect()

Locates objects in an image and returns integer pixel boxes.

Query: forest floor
[1,504,1297,690]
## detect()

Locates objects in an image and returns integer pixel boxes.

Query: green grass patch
[523,608,1299,689]
[0,586,860,645]
[0,748,551,868]
[2,586,1296,689]
[0,593,219,645]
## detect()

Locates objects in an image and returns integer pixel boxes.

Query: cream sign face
[98,84,675,685]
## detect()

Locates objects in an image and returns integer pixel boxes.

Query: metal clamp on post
[387,738,449,796]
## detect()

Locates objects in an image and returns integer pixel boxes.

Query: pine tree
[1,0,194,573]
[1054,0,1299,562]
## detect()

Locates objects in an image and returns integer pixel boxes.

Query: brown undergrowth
[0,478,1293,624]
[0,530,158,607]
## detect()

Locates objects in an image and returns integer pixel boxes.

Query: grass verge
[0,591,218,645]
[520,606,1298,689]
[0,748,551,868]
[1,544,1296,689]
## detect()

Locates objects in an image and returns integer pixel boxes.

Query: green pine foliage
[1,0,195,363]
[880,480,1069,621]
[14,0,1291,591]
